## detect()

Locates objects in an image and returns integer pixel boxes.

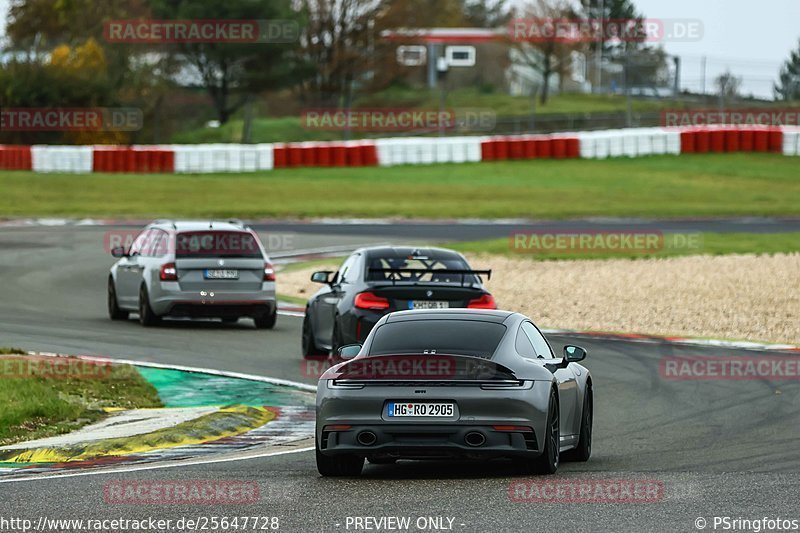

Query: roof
[148,220,247,232]
[381,27,504,43]
[360,246,465,260]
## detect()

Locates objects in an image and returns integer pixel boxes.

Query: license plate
[387,402,454,417]
[204,269,239,280]
[409,300,449,310]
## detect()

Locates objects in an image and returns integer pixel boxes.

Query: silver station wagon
[107,220,277,328]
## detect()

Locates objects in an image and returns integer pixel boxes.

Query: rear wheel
[516,388,559,475]
[107,277,128,321]
[302,314,325,358]
[316,447,363,477]
[253,308,276,329]
[563,385,592,462]
[138,285,160,327]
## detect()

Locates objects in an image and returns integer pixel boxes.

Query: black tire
[316,447,364,477]
[516,388,559,475]
[107,277,128,321]
[302,314,326,358]
[330,319,344,357]
[138,284,160,327]
[563,385,592,462]
[253,308,277,329]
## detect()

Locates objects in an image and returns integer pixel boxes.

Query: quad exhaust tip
[357,431,377,446]
[464,431,486,447]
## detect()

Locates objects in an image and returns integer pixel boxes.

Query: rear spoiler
[368,268,491,286]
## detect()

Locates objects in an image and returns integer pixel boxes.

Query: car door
[115,230,151,306]
[313,253,358,348]
[521,322,580,441]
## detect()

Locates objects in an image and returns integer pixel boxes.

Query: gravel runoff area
[279,253,800,345]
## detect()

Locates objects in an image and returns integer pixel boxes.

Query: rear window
[366,254,478,284]
[368,320,506,358]
[175,231,262,258]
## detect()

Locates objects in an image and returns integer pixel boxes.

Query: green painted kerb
[136,367,314,408]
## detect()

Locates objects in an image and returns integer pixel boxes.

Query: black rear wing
[368,268,492,286]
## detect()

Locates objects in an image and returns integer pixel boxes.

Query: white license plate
[387,402,454,417]
[410,300,449,310]
[204,269,239,280]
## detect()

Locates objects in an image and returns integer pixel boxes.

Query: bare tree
[715,69,741,102]
[510,0,578,105]
[296,0,384,106]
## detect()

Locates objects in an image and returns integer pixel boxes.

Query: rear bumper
[166,302,276,318]
[318,423,540,459]
[316,380,552,459]
[150,282,276,317]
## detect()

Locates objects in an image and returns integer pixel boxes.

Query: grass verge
[1,154,799,219]
[0,353,162,446]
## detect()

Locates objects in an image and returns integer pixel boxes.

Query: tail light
[492,425,533,432]
[354,291,390,310]
[264,262,276,282]
[323,424,352,431]
[159,262,177,281]
[468,294,496,309]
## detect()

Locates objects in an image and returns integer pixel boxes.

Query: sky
[633,0,800,97]
[1,0,798,98]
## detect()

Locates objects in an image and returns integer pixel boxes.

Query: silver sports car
[315,309,593,476]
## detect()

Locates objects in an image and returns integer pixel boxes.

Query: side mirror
[111,246,127,258]
[311,271,333,285]
[337,344,362,360]
[564,345,587,363]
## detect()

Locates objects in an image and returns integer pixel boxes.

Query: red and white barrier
[480,134,580,161]
[679,126,784,154]
[31,145,93,173]
[172,144,274,173]
[2,126,797,174]
[375,136,484,166]
[577,128,681,159]
[780,127,799,157]
[0,145,33,171]
[92,146,175,173]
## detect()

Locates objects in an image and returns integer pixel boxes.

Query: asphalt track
[0,225,798,532]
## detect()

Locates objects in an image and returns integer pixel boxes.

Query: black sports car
[302,246,495,358]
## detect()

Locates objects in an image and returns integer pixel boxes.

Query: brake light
[263,262,276,282]
[468,294,496,309]
[159,262,177,281]
[354,291,390,310]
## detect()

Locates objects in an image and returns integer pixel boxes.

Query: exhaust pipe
[464,431,486,447]
[357,431,377,446]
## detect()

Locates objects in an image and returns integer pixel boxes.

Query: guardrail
[0,126,797,174]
